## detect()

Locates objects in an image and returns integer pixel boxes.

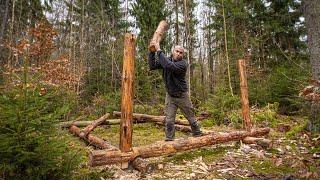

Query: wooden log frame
[113,111,189,126]
[69,125,155,173]
[89,128,270,166]
[149,20,168,52]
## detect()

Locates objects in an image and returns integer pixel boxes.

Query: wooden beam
[120,33,136,153]
[89,128,270,166]
[238,59,252,131]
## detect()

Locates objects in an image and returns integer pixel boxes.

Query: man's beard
[174,56,182,61]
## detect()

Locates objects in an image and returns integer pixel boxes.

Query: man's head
[172,45,185,61]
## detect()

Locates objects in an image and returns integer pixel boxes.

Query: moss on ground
[165,146,229,163]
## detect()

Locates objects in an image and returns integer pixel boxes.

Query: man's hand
[150,41,160,52]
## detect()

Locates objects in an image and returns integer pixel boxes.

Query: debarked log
[69,125,155,172]
[80,113,110,138]
[69,125,116,150]
[113,111,189,126]
[89,128,270,166]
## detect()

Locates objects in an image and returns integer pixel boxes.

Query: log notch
[89,128,270,166]
[113,111,189,126]
[149,20,168,52]
[80,113,110,138]
[238,59,252,131]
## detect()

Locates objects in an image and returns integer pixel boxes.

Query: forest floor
[61,114,320,179]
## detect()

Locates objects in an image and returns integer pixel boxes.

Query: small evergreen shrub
[0,84,79,179]
[200,88,241,125]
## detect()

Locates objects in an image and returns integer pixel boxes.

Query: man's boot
[190,122,203,137]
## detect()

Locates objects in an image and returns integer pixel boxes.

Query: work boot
[190,122,203,137]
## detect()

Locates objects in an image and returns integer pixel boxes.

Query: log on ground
[69,125,116,149]
[60,119,122,128]
[89,128,270,166]
[80,113,110,138]
[69,125,155,172]
[113,111,189,126]
[242,137,272,148]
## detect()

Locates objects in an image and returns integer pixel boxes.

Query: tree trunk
[304,0,320,132]
[120,33,136,152]
[0,0,9,41]
[174,0,179,44]
[149,20,168,52]
[89,128,270,166]
[238,59,252,131]
[222,0,234,96]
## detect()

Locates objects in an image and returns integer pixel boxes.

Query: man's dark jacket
[148,50,188,98]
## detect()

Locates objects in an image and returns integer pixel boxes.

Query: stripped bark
[89,128,270,166]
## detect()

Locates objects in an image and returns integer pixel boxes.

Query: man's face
[172,47,184,61]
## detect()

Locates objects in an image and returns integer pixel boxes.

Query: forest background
[0,0,319,179]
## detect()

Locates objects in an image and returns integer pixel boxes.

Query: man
[148,43,202,141]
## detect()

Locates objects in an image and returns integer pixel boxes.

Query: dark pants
[164,92,201,140]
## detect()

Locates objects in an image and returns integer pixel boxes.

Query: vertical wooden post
[238,59,252,131]
[120,33,136,168]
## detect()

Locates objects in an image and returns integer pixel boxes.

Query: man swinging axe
[148,21,203,141]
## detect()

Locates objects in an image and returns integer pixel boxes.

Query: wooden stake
[238,59,252,131]
[120,33,136,155]
[149,20,168,52]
